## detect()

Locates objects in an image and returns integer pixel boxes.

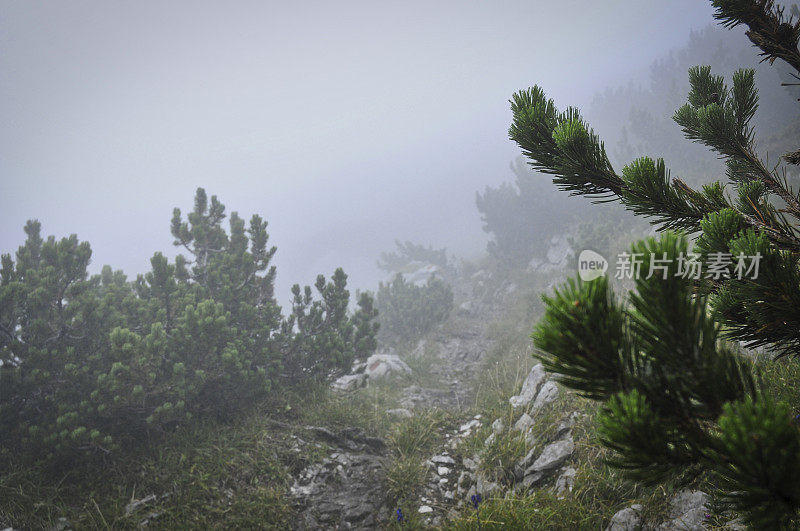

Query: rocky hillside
[287,247,749,530]
[1,239,749,530]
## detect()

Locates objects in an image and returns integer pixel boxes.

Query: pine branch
[509,89,729,233]
[711,0,800,74]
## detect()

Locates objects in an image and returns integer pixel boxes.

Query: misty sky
[1,1,719,300]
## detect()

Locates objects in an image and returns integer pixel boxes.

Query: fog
[1,1,720,301]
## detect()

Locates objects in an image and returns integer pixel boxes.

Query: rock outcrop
[290,427,389,530]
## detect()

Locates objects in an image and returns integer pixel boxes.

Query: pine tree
[279,268,379,382]
[375,273,454,347]
[510,1,800,527]
[475,157,576,267]
[0,189,379,461]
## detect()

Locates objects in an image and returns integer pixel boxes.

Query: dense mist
[4,2,800,529]
[1,1,725,301]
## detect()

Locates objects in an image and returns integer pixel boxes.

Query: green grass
[753,351,800,410]
[0,408,297,529]
[384,409,454,504]
[0,376,419,530]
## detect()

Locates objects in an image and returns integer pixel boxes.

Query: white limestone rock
[606,504,643,531]
[509,364,546,409]
[531,381,559,413]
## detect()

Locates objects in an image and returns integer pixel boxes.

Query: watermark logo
[577,249,762,281]
[578,250,608,281]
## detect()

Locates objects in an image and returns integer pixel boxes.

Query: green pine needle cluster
[513,0,800,527]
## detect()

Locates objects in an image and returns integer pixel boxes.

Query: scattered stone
[418,505,434,514]
[513,413,534,433]
[484,433,496,447]
[49,518,72,531]
[290,430,388,529]
[431,455,456,466]
[606,504,643,531]
[437,466,451,476]
[457,471,472,489]
[462,456,478,471]
[531,381,559,412]
[125,494,157,516]
[654,490,708,531]
[517,447,538,472]
[491,418,505,435]
[459,419,481,433]
[555,467,577,498]
[525,437,574,474]
[331,372,367,391]
[556,412,581,438]
[509,364,546,409]
[521,470,545,489]
[546,234,571,266]
[363,353,412,379]
[476,473,500,497]
[137,511,162,527]
[385,408,413,418]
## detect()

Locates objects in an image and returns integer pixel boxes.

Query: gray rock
[363,353,412,379]
[521,470,545,489]
[386,408,413,418]
[484,433,496,447]
[555,467,577,498]
[49,519,72,531]
[509,364,546,409]
[476,473,500,497]
[459,419,481,433]
[437,466,451,476]
[655,490,708,531]
[125,494,157,516]
[431,455,456,466]
[516,447,538,473]
[606,504,643,531]
[462,456,479,471]
[138,511,162,527]
[290,430,388,530]
[547,234,571,266]
[418,505,434,514]
[332,372,367,391]
[491,418,505,435]
[556,412,581,438]
[513,413,534,433]
[526,437,574,474]
[531,381,559,413]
